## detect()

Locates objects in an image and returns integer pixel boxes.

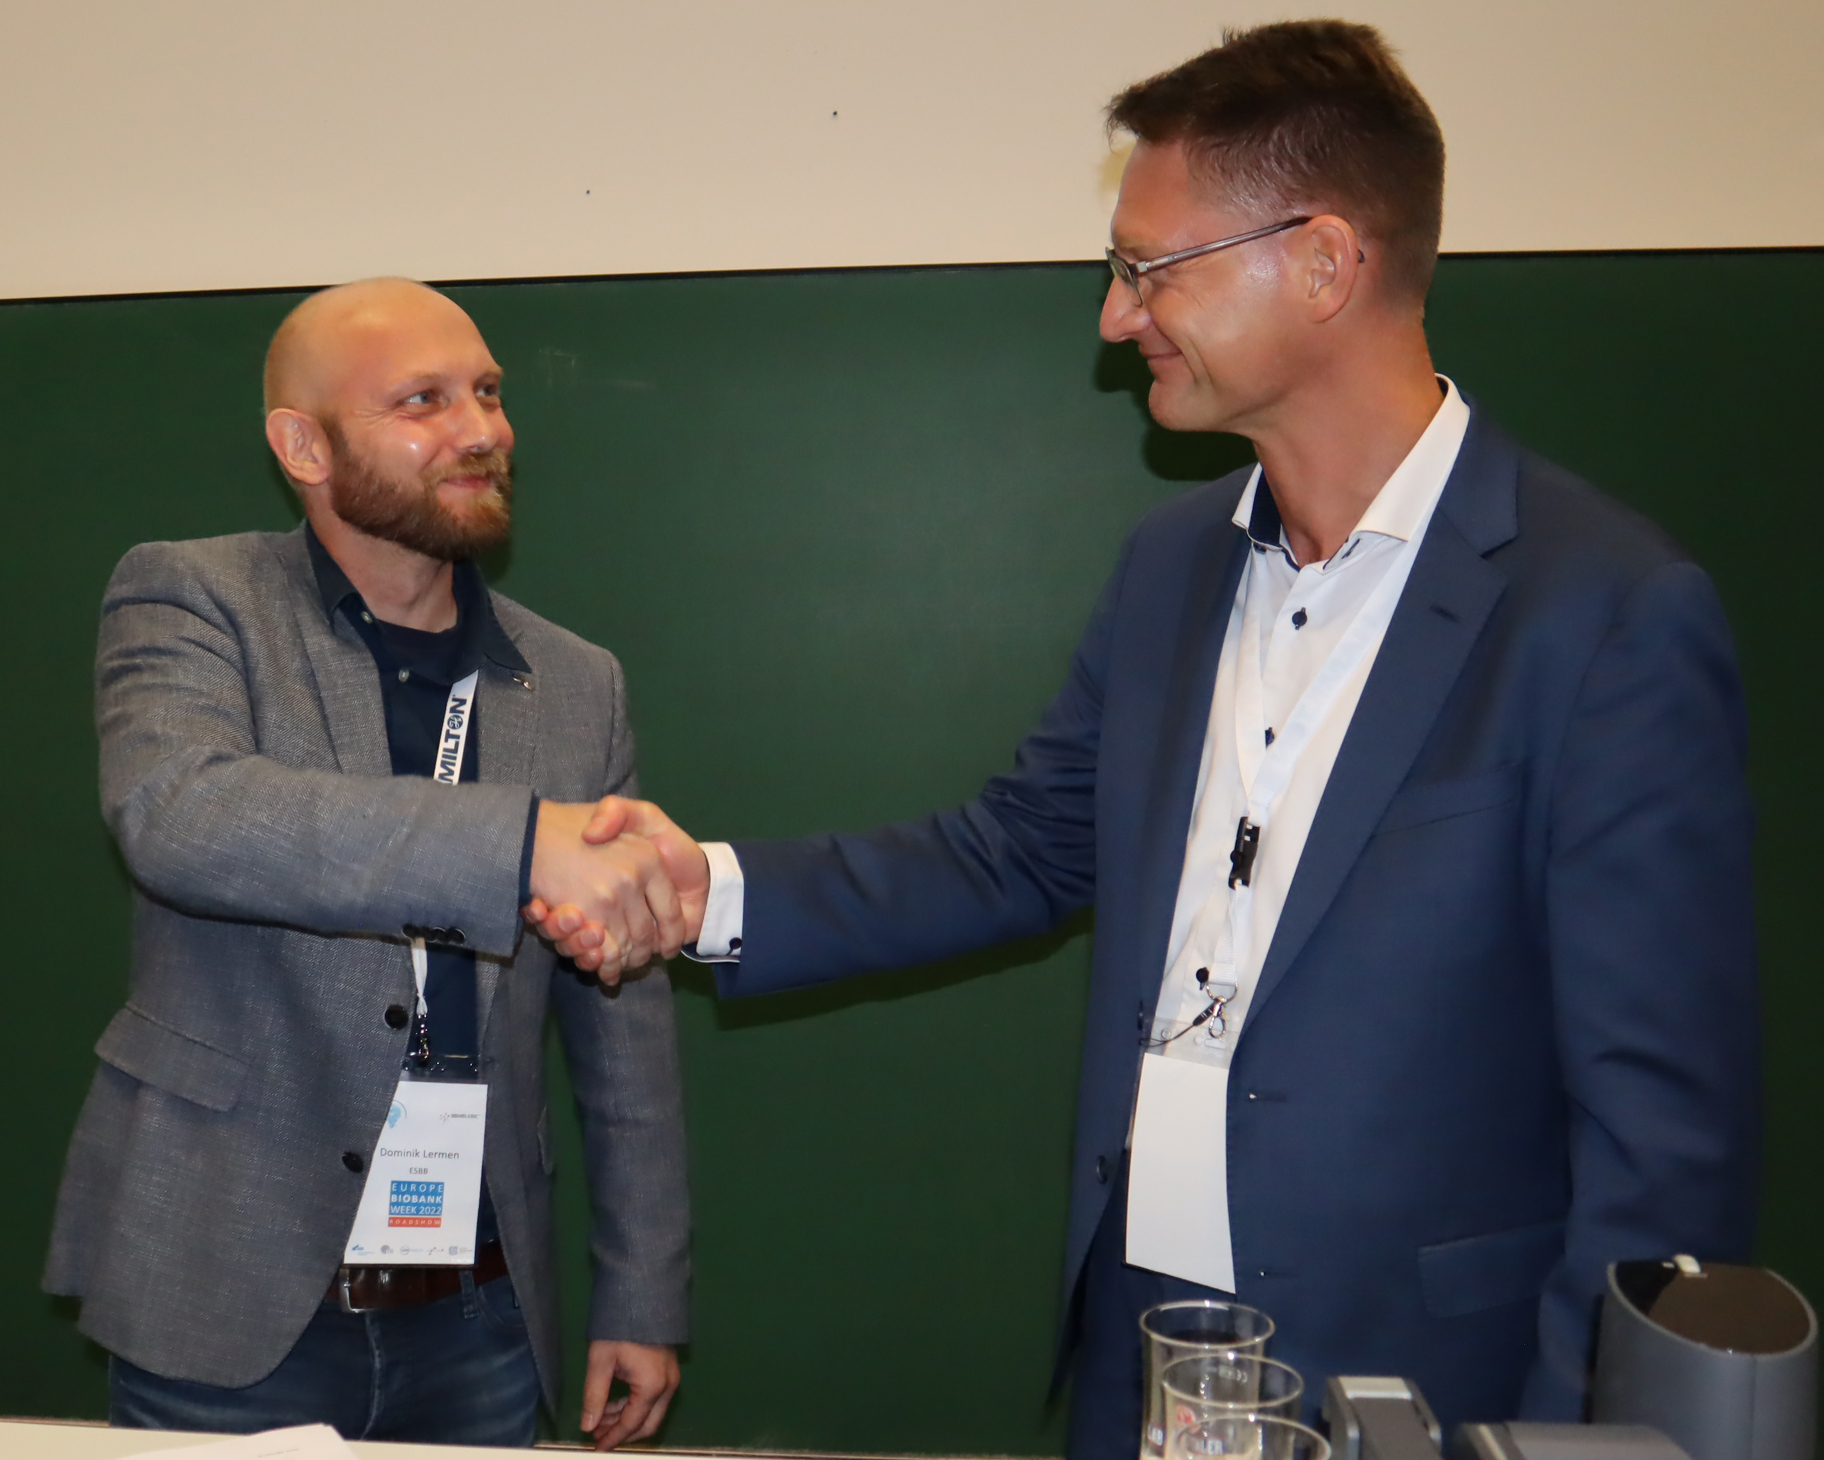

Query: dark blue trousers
[110,1272,539,1446]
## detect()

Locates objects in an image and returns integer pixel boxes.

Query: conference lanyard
[344,668,487,1268]
[1232,525,1423,840]
[1230,507,1432,944]
[1167,498,1439,1051]
[408,671,479,1056]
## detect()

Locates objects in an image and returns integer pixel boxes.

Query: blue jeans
[110,1272,540,1446]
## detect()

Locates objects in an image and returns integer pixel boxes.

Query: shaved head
[263,277,478,415]
[262,276,515,564]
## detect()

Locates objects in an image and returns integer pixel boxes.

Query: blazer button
[384,1004,409,1029]
[1095,1155,1110,1185]
[446,928,466,945]
[343,1151,365,1173]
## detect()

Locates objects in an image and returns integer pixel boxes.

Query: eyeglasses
[1106,216,1312,305]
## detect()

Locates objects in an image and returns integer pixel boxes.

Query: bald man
[44,279,691,1448]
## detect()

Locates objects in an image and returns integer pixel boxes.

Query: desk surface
[0,1421,961,1460]
[0,1420,558,1458]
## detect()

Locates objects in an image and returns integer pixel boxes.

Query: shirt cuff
[518,797,540,906]
[687,841,745,961]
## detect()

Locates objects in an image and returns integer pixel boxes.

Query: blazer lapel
[1129,510,1250,1003]
[1243,413,1519,1027]
[474,600,540,1041]
[276,529,393,777]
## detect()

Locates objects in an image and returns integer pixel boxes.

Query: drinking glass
[1160,1353,1303,1419]
[1139,1300,1276,1459]
[1164,1412,1332,1460]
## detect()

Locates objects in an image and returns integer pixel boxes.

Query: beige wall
[3,0,1820,300]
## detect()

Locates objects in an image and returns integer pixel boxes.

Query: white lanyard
[431,671,479,786]
[1233,532,1420,825]
[1128,517,1438,1295]
[1203,504,1436,1008]
[410,670,479,1016]
[345,667,488,1267]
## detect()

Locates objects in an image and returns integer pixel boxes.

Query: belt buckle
[337,1271,378,1314]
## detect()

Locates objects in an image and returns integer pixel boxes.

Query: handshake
[524,798,707,980]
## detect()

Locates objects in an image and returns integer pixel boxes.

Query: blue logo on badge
[387,1101,405,1129]
[388,1179,444,1227]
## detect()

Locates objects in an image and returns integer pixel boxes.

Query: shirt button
[397,668,410,682]
[1095,1155,1111,1184]
[1291,608,1308,628]
[385,1004,409,1029]
[342,1151,365,1173]
[360,611,374,624]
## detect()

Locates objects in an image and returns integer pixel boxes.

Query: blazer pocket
[1418,1216,1564,1319]
[1377,762,1523,837]
[94,1004,252,1113]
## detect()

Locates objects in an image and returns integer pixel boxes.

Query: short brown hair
[1108,20,1445,301]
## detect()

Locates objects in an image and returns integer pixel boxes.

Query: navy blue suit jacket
[717,409,1759,1425]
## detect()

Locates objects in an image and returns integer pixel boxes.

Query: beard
[323,420,514,561]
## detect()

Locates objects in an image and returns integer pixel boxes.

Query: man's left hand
[582,1339,680,1450]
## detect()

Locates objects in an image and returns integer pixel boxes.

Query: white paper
[1127,1052,1237,1292]
[121,1423,356,1460]
[342,1079,488,1265]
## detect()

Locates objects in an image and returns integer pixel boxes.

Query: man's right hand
[527,802,686,984]
[523,799,708,975]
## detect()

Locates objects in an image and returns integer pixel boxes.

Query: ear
[1302,214,1363,325]
[265,408,332,488]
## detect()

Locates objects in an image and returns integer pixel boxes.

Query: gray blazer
[44,526,689,1407]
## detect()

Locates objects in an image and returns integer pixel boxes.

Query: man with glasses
[531,21,1758,1452]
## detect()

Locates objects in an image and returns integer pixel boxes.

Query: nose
[453,391,510,458]
[1099,275,1149,344]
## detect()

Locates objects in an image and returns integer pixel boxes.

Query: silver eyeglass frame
[1106,215,1312,303]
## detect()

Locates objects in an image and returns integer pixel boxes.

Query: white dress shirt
[693,381,1472,1081]
[1149,379,1469,1066]
[1126,378,1467,1290]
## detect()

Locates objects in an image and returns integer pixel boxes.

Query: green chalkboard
[1,252,1817,1453]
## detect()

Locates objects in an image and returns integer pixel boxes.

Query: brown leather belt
[329,1240,508,1313]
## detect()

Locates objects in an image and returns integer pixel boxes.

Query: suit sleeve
[1523,559,1760,1416]
[97,542,532,956]
[554,660,691,1344]
[718,533,1133,997]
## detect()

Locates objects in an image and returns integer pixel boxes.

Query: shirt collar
[1238,471,1287,553]
[1231,376,1470,562]
[303,524,529,675]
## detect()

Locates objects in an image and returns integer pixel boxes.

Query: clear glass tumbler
[1164,1412,1331,1460]
[1139,1300,1276,1459]
[1160,1353,1303,1419]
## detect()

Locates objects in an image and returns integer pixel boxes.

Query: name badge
[1127,1052,1237,1293]
[343,1078,488,1265]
